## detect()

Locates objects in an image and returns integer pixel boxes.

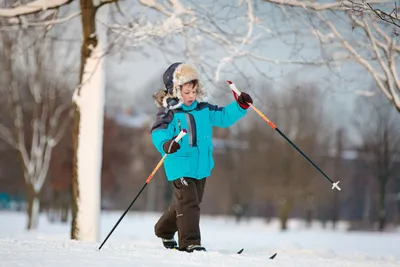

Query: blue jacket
[151,100,247,181]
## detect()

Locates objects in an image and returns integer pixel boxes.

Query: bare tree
[0,30,73,230]
[331,128,345,229]
[266,82,332,230]
[0,0,116,241]
[108,0,351,97]
[345,0,400,34]
[354,91,400,231]
[260,0,400,114]
[217,126,250,222]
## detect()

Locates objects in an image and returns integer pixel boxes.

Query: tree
[345,0,400,34]
[261,0,400,114]
[0,30,73,230]
[0,0,114,241]
[266,82,332,230]
[109,0,338,92]
[354,91,400,230]
[330,128,346,229]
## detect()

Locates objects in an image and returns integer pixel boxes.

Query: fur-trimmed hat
[153,62,206,108]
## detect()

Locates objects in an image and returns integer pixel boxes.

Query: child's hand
[233,91,253,109]
[163,139,181,154]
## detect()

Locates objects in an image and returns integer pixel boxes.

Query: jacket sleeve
[208,101,247,128]
[150,108,175,154]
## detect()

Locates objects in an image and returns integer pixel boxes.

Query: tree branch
[9,82,32,181]
[4,11,81,27]
[366,2,400,29]
[0,124,16,148]
[0,0,74,17]
[319,12,391,97]
[97,0,118,10]
[362,14,393,86]
[262,0,392,12]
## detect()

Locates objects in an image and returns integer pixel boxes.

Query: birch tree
[0,30,73,230]
[0,0,113,241]
[261,0,400,113]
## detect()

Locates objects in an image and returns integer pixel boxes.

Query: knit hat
[153,62,206,108]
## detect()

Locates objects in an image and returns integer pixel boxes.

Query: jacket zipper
[185,113,197,147]
[178,119,181,132]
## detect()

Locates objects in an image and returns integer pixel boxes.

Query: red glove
[232,91,253,109]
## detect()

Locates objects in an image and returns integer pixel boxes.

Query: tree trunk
[331,191,339,229]
[305,209,312,228]
[305,195,314,228]
[378,181,386,231]
[26,182,40,230]
[279,197,291,231]
[61,205,69,223]
[363,183,371,225]
[71,1,108,241]
[331,129,343,229]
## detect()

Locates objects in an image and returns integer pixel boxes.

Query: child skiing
[150,62,253,252]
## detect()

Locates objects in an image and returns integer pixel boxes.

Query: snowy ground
[0,211,399,267]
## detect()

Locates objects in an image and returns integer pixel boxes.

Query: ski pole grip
[226,80,241,96]
[174,129,187,142]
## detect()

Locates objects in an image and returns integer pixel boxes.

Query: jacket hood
[153,63,206,108]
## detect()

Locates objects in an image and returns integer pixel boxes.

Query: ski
[170,247,277,259]
[170,247,242,254]
[212,248,277,259]
[236,249,277,259]
[269,252,277,259]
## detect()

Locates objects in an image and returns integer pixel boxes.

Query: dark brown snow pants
[154,177,206,250]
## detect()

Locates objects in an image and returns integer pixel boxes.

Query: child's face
[181,81,197,106]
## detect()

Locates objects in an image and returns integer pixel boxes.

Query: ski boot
[162,238,177,249]
[181,244,206,253]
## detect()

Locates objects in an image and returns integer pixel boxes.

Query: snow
[0,211,399,267]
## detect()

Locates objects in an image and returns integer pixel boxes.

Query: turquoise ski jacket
[151,100,247,181]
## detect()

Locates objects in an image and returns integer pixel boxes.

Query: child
[150,62,253,252]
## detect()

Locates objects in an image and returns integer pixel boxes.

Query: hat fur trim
[153,63,206,108]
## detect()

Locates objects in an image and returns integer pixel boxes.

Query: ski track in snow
[0,211,399,267]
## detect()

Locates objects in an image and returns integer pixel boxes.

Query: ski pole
[98,129,187,250]
[226,81,341,191]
